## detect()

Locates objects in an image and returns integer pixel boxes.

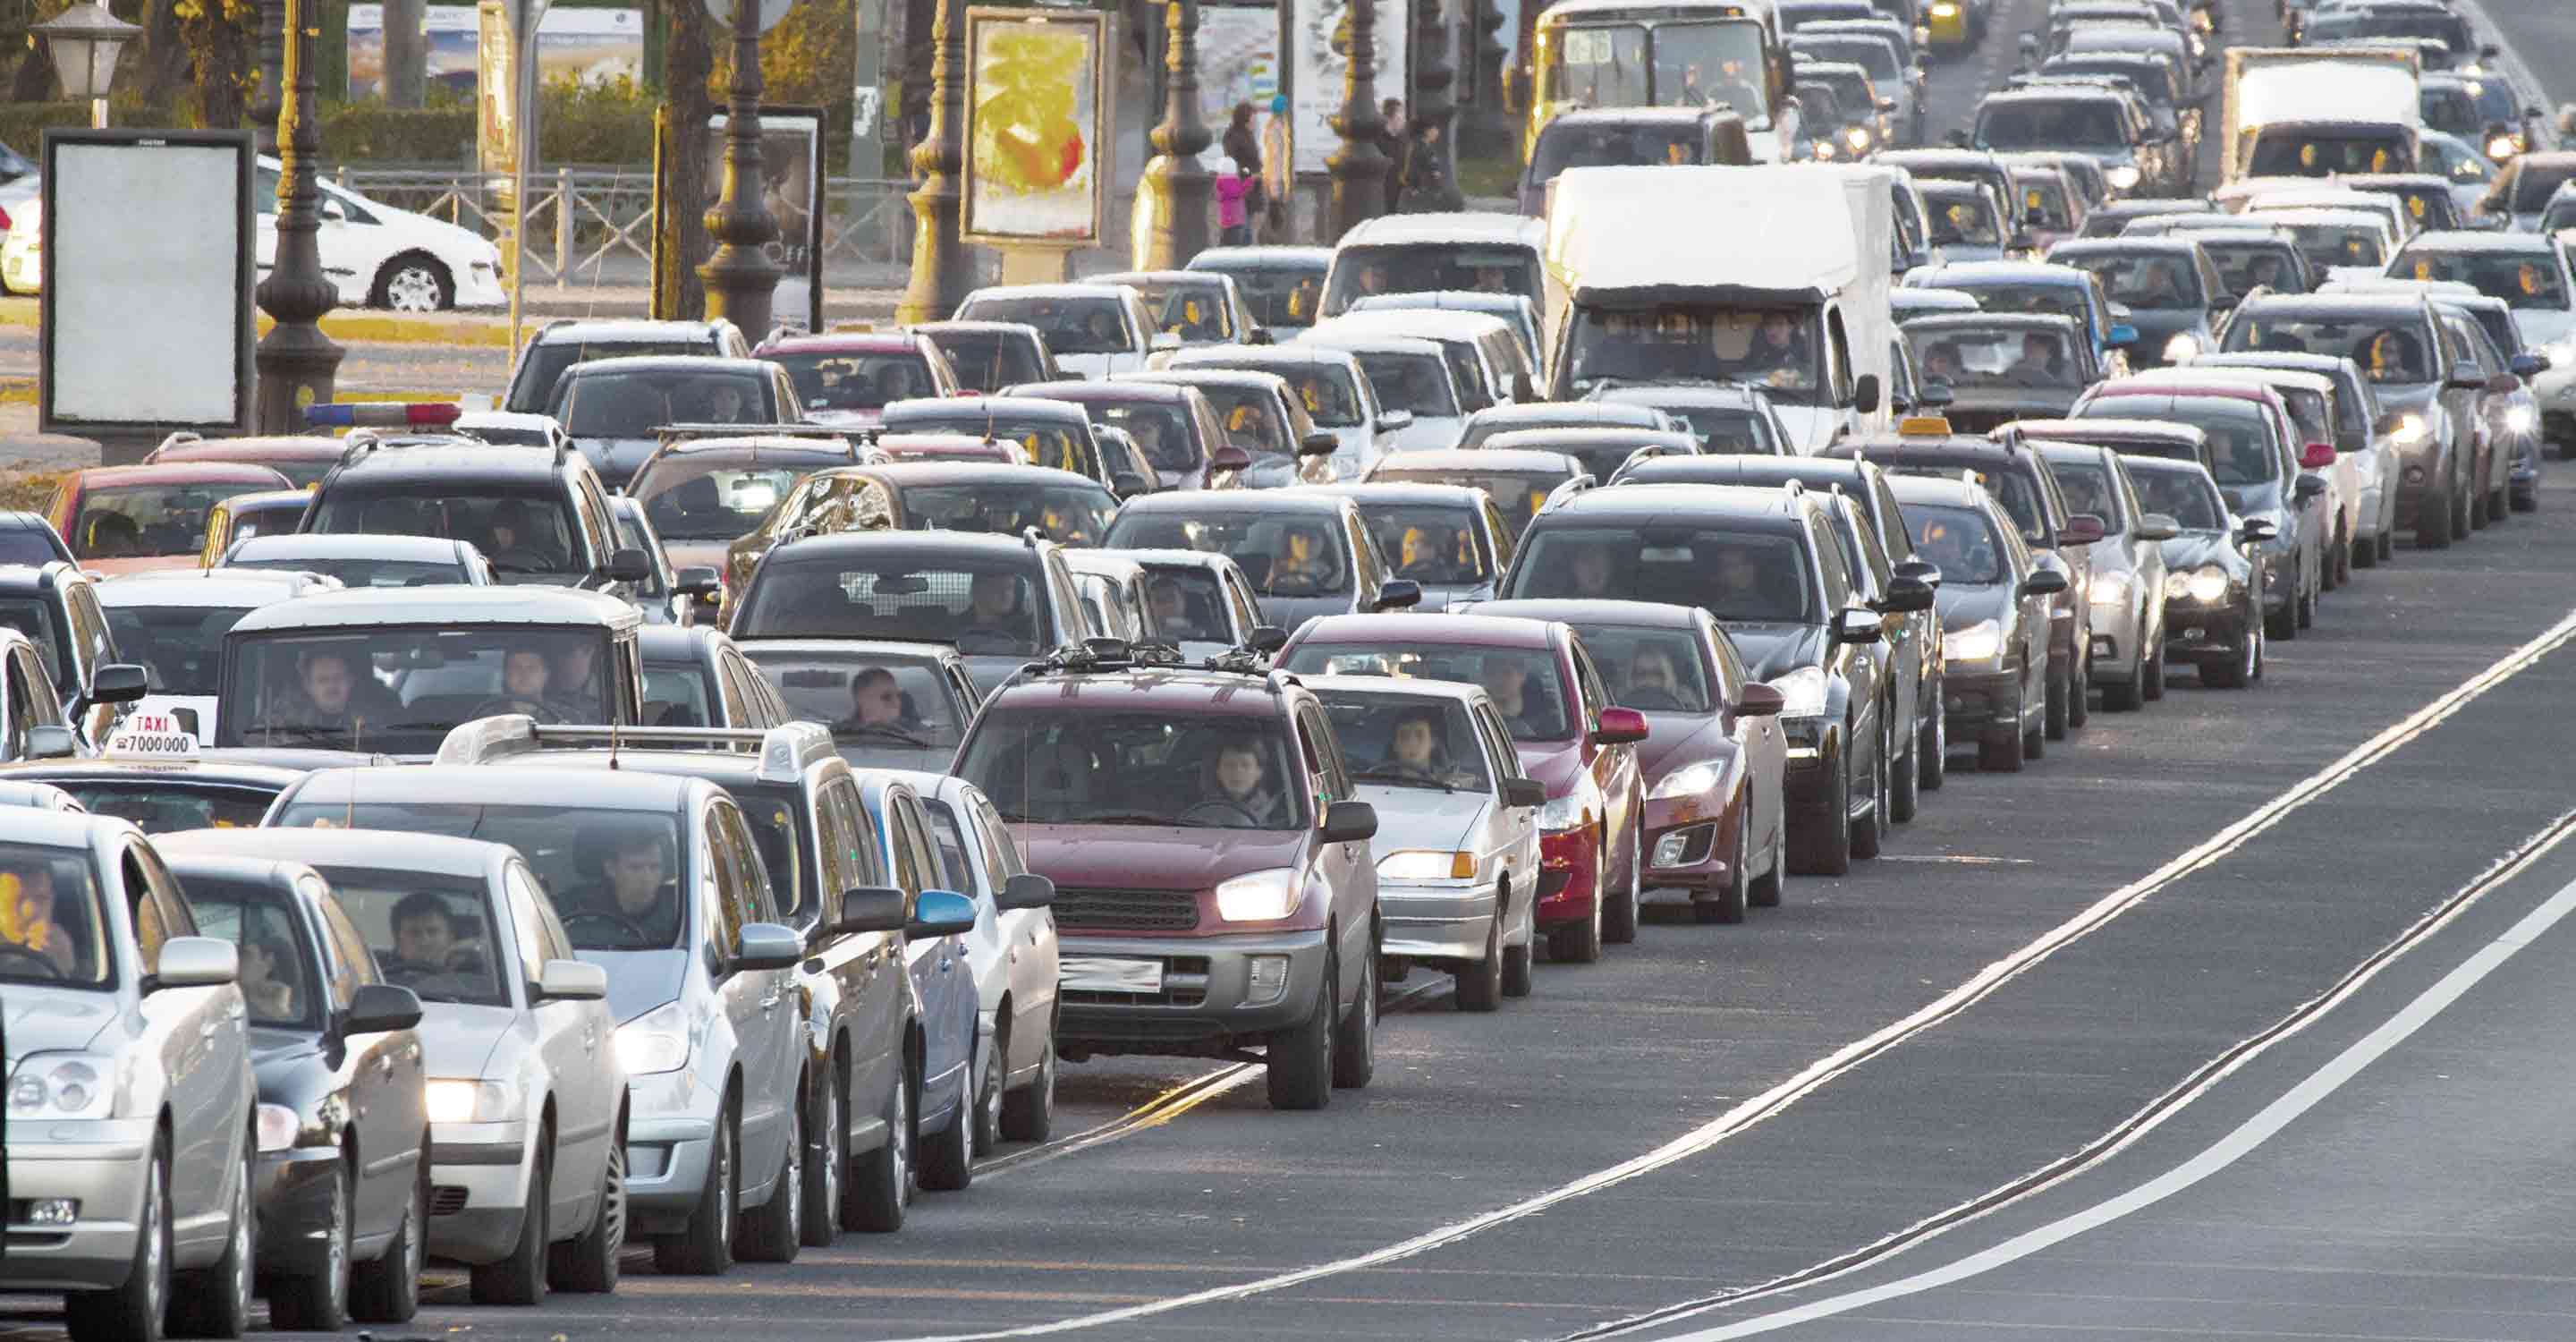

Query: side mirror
[2485,371,2521,395]
[2446,364,2487,391]
[1893,556,1943,586]
[2293,473,2326,501]
[907,889,978,938]
[1850,372,1883,415]
[1735,683,1786,718]
[1881,573,1936,612]
[674,565,721,597]
[2019,568,2070,597]
[1247,625,1289,654]
[152,936,238,990]
[1298,430,1340,457]
[1112,470,1151,498]
[603,547,653,583]
[1511,371,1537,402]
[1210,443,1253,471]
[535,958,607,1001]
[1834,607,1884,644]
[1501,777,1546,809]
[2107,323,2140,347]
[2135,512,2181,541]
[1148,332,1183,352]
[319,200,346,224]
[1377,409,1415,433]
[2238,516,2278,544]
[1247,327,1275,345]
[343,982,424,1034]
[2299,441,2335,469]
[1374,578,1423,611]
[997,872,1056,911]
[1319,799,1379,844]
[1591,706,1650,744]
[88,662,148,705]
[2510,352,2547,378]
[2058,513,2107,545]
[836,885,909,935]
[24,725,76,760]
[1943,128,1970,148]
[734,922,806,971]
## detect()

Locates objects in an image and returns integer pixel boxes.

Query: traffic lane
[2460,0,2576,110]
[1713,821,2576,1342]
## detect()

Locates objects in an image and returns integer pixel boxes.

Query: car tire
[2337,528,2355,582]
[2318,533,2339,591]
[2066,650,2090,728]
[1546,843,1606,962]
[352,1155,427,1321]
[2354,531,2378,568]
[1331,938,1376,1090]
[1919,696,1946,791]
[738,1085,803,1261]
[1602,823,1640,945]
[801,1077,844,1246]
[1851,729,1886,861]
[2267,596,2298,641]
[371,251,454,311]
[1456,909,1504,1010]
[1980,719,2024,772]
[843,1073,911,1232]
[1266,953,1335,1110]
[1696,808,1752,925]
[2206,624,2258,689]
[169,1140,253,1338]
[2105,655,2143,710]
[2024,681,2046,759]
[1501,934,1536,997]
[1890,717,1920,823]
[2378,530,2394,562]
[970,1031,1007,1155]
[2513,488,2538,514]
[471,1143,549,1304]
[2488,482,2508,523]
[2419,488,2453,548]
[2455,479,2476,537]
[2043,664,2070,740]
[1790,744,1853,876]
[1000,1025,1056,1142]
[653,1105,733,1275]
[551,1119,624,1289]
[919,1052,977,1192]
[266,1161,350,1331]
[67,1138,168,1342]
[2143,643,2166,701]
[2296,573,2314,629]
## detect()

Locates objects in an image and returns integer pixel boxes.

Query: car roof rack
[433,715,837,782]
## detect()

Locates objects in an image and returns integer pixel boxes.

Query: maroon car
[1275,614,1646,963]
[952,644,1384,1111]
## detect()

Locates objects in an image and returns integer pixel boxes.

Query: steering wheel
[560,911,655,949]
[1180,798,1260,826]
[0,943,64,978]
[468,697,565,724]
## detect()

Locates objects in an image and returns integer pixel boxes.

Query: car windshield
[269,861,511,1006]
[1195,260,1325,329]
[1283,641,1575,741]
[2304,9,2467,48]
[1189,385,1292,454]
[219,626,617,753]
[103,603,258,696]
[1368,467,1572,532]
[1106,510,1351,598]
[280,803,688,953]
[72,482,267,561]
[309,484,581,579]
[1318,691,1496,792]
[1947,280,2090,324]
[770,350,938,412]
[2080,395,2280,485]
[229,555,469,588]
[2508,160,2576,214]
[744,648,963,752]
[2221,313,2436,385]
[2017,176,2076,231]
[2390,248,2572,310]
[629,463,804,541]
[1569,624,1716,713]
[1926,191,2004,246]
[1513,525,1819,624]
[2202,241,2308,297]
[2050,58,2172,102]
[2419,86,2479,137]
[1979,99,2127,149]
[2269,386,2333,447]
[2062,251,2202,308]
[1531,123,1703,179]
[733,555,1048,653]
[1882,460,2047,539]
[900,483,1115,546]
[505,340,713,412]
[1564,306,1826,402]
[2247,132,2410,179]
[180,875,319,1027]
[1349,351,1458,417]
[2048,460,2118,523]
[0,524,63,566]
[955,295,1134,355]
[0,843,110,988]
[1359,504,1490,585]
[920,329,1047,392]
[57,779,279,832]
[884,411,1093,475]
[1900,503,2007,584]
[1127,279,1235,342]
[1908,325,2085,389]
[1086,403,1199,471]
[2128,465,2225,529]
[1794,36,1901,82]
[1650,405,1778,454]
[1326,245,1539,314]
[552,369,773,437]
[0,597,71,692]
[2269,221,2385,270]
[959,709,1306,828]
[1138,567,1238,643]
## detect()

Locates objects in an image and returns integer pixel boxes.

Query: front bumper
[1377,879,1501,962]
[2087,606,2142,678]
[0,1119,157,1292]
[2165,601,2251,662]
[453,262,508,310]
[1534,823,1600,929]
[1055,927,1331,1058]
[253,1144,346,1279]
[623,1066,724,1232]
[426,1118,535,1266]
[1642,793,1734,892]
[1942,667,2021,743]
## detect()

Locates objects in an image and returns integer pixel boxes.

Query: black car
[157,843,431,1329]
[547,354,804,488]
[0,561,144,741]
[1900,312,2106,430]
[2122,455,2274,689]
[0,509,73,566]
[1499,482,1904,876]
[303,441,656,597]
[0,758,307,830]
[2080,198,2215,238]
[1103,491,1417,631]
[1887,474,2062,771]
[727,531,1089,694]
[2047,236,2230,368]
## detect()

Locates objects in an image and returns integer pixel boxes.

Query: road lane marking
[888,607,2576,1342]
[1637,810,2576,1340]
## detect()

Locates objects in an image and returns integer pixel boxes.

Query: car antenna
[607,712,623,769]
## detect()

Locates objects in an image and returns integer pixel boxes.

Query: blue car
[854,771,985,1193]
[1903,260,2140,379]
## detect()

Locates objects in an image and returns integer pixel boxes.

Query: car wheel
[1889,713,1920,823]
[1546,840,1606,962]
[2488,481,2509,523]
[1790,743,1852,876]
[169,1140,253,1338]
[2337,528,2356,582]
[843,1072,910,1232]
[471,1142,549,1304]
[2106,646,2144,709]
[1980,718,2025,772]
[970,1030,1006,1155]
[371,252,453,311]
[2378,529,2394,562]
[66,1138,167,1342]
[1266,952,1335,1110]
[1332,936,1377,1089]
[1602,822,1640,945]
[1000,1023,1056,1142]
[267,1160,350,1330]
[653,1104,733,1275]
[919,1048,978,1192]
[1851,727,1886,861]
[2267,594,2298,641]
[738,1083,803,1261]
[2066,650,2090,728]
[2354,531,2378,568]
[2043,664,2070,740]
[800,1077,844,1246]
[352,1155,427,1321]
[2454,478,2475,537]
[2024,677,2046,759]
[1919,693,1946,791]
[1501,931,1536,998]
[1696,807,1751,925]
[2419,488,2453,548]
[2296,572,2315,629]
[548,1118,624,1288]
[2513,488,2538,514]
[2143,642,2166,701]
[1457,907,1504,1010]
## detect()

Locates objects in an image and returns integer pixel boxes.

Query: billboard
[349,3,643,98]
[962,7,1110,243]
[705,107,826,334]
[1197,4,1281,166]
[1292,0,1405,174]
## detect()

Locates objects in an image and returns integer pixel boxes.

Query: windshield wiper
[1068,811,1183,826]
[250,723,346,744]
[484,561,559,575]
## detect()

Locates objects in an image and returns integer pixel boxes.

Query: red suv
[1275,614,1646,964]
[952,641,1384,1110]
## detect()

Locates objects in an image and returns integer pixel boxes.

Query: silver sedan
[2038,442,2175,710]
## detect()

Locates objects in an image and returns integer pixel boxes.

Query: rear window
[1899,503,2006,585]
[771,350,938,412]
[60,780,278,833]
[310,484,582,580]
[1105,509,1352,598]
[1506,524,1820,624]
[2220,310,2436,386]
[2080,395,2278,487]
[1192,259,1325,329]
[72,482,274,561]
[953,295,1134,355]
[920,329,1046,393]
[506,339,712,412]
[1280,640,1576,742]
[2387,246,2572,310]
[102,603,257,696]
[1324,244,1539,314]
[734,555,1050,654]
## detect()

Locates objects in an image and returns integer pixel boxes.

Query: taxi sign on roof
[1898,415,1955,437]
[103,711,201,761]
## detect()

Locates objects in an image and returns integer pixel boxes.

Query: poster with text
[1197,5,1281,166]
[963,7,1109,243]
[1292,0,1405,174]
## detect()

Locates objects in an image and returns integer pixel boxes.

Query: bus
[1521,0,1801,166]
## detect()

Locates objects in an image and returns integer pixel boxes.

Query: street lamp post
[1135,0,1212,269]
[894,0,969,323]
[1410,0,1462,210]
[252,0,284,153]
[252,0,344,433]
[1326,0,1387,238]
[32,1,140,131]
[699,0,784,341]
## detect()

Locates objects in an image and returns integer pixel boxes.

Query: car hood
[1636,710,1731,780]
[1391,414,1464,453]
[1020,823,1308,890]
[1938,389,2084,430]
[2512,308,2576,349]
[572,948,691,1024]
[962,651,1042,697]
[2158,528,2243,574]
[2219,479,2284,521]
[1722,620,1829,682]
[2121,308,2202,347]
[1352,784,1489,853]
[569,437,661,489]
[1771,403,1843,454]
[658,539,733,573]
[1939,243,2008,264]
[4,985,119,1057]
[416,1001,523,1081]
[1509,735,1589,797]
[1935,580,2014,632]
[1253,591,1360,630]
[2375,381,2441,419]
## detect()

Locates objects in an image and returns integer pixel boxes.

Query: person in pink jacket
[1215,159,1257,246]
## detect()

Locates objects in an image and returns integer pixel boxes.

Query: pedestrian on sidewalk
[1377,98,1410,213]
[1261,94,1294,240]
[1216,158,1258,246]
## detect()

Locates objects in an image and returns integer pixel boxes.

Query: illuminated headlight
[6,1054,113,1119]
[1845,126,1871,151]
[1537,792,1594,832]
[2188,565,2230,602]
[1648,759,1727,801]
[2162,333,2200,363]
[1213,867,1302,921]
[2487,135,2519,160]
[2106,165,2142,191]
[1814,140,1839,161]
[614,1000,697,1075]
[1930,1,1957,14]
[1942,618,2002,663]
[424,1079,517,1125]
[2387,413,2429,446]
[2089,571,2131,605]
[1377,850,1478,880]
[256,1103,301,1153]
[2506,404,2538,433]
[1769,665,1829,719]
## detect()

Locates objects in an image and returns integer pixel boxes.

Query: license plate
[1059,957,1165,992]
[2183,626,2207,641]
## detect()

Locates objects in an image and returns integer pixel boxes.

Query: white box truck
[2219,46,2422,185]
[1541,164,1895,452]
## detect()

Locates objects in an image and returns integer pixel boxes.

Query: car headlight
[1942,618,2002,663]
[1814,140,1839,161]
[6,1053,114,1119]
[2487,134,2519,160]
[1648,759,1727,801]
[1845,126,1870,151]
[1931,1,1957,14]
[614,1000,698,1075]
[1214,867,1302,921]
[256,1102,302,1153]
[2387,412,2429,446]
[2162,333,2200,363]
[2089,571,2131,604]
[1768,665,1828,718]
[424,1078,518,1125]
[2162,569,2191,600]
[2506,403,2538,433]
[1537,792,1594,832]
[2107,165,2142,191]
[2188,564,2230,603]
[1377,850,1478,880]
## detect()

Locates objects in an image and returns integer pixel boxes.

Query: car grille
[1062,956,1212,1009]
[1054,887,1201,932]
[429,1185,470,1217]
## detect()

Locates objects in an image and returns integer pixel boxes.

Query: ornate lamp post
[1135,0,1211,269]
[252,0,284,153]
[32,1,140,131]
[894,0,969,322]
[1326,0,1386,238]
[253,0,343,433]
[699,0,783,340]
[1409,0,1461,210]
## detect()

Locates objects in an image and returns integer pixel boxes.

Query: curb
[0,300,516,349]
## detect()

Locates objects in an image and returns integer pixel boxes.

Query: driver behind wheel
[1203,735,1289,828]
[1623,645,1686,709]
[835,667,919,740]
[255,644,401,745]
[558,822,682,947]
[377,889,487,986]
[0,857,83,977]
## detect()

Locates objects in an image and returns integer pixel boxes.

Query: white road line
[1654,819,2576,1341]
[871,607,2576,1342]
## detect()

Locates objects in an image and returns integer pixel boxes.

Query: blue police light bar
[303,402,463,429]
